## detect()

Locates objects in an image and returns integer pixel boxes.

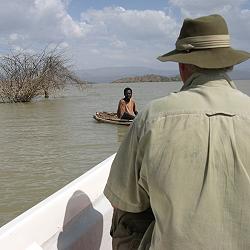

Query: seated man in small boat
[117,87,138,120]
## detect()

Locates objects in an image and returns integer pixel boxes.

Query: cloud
[73,7,179,68]
[169,0,250,50]
[0,1,181,68]
[0,0,248,70]
[80,7,178,41]
[0,0,82,49]
[169,0,247,16]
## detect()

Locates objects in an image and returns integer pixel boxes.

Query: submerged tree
[0,49,84,103]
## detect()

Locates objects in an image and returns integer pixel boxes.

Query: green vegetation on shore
[112,74,181,83]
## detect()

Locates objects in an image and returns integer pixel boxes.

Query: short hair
[124,87,132,95]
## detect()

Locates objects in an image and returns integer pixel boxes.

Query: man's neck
[124,98,131,102]
[180,70,235,91]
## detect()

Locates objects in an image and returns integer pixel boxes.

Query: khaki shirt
[104,71,250,249]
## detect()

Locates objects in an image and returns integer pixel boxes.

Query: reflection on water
[0,80,249,226]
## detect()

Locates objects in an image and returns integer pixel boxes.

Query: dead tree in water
[0,49,84,103]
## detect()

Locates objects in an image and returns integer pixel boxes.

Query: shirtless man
[117,87,138,120]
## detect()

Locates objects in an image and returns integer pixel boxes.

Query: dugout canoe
[93,112,132,126]
[0,154,116,250]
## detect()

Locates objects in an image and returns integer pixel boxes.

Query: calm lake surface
[0,80,249,226]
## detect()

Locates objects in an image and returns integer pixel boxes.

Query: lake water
[0,80,249,226]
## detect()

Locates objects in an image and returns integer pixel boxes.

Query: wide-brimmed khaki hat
[157,14,250,68]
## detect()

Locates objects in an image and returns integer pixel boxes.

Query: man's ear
[179,63,184,71]
[179,63,186,82]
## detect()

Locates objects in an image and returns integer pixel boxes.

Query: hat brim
[157,47,250,68]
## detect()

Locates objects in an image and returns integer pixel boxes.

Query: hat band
[176,35,230,51]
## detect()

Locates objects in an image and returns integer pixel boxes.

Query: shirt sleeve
[104,115,150,213]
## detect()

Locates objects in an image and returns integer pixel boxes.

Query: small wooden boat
[93,112,133,126]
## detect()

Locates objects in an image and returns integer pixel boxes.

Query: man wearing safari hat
[104,14,250,249]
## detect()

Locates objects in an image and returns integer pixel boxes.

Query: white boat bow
[0,154,115,250]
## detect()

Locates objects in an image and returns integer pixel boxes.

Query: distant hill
[75,66,250,83]
[76,66,178,83]
[112,74,180,83]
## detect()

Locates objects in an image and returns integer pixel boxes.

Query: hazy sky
[0,0,249,71]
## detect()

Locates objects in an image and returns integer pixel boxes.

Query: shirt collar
[180,70,237,91]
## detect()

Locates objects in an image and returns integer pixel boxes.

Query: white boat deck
[0,154,115,250]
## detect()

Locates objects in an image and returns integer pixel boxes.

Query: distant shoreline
[112,74,180,83]
[86,78,250,84]
[77,66,250,83]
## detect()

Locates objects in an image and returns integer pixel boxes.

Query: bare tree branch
[0,48,85,103]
